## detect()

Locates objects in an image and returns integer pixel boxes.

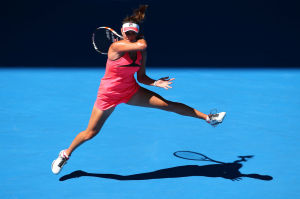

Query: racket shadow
[59,153,273,182]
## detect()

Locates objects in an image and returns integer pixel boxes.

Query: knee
[160,100,174,110]
[162,100,185,113]
[82,129,99,141]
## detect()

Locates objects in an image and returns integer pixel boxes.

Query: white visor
[122,22,139,33]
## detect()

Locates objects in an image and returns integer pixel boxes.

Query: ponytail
[123,5,148,25]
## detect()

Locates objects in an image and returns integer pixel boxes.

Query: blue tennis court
[1,67,300,199]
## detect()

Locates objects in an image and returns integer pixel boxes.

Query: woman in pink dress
[52,5,226,174]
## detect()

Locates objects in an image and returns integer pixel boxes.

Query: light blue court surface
[1,67,300,199]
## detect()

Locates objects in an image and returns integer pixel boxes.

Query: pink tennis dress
[94,51,142,110]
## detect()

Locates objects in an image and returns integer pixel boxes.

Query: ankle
[64,149,71,158]
[205,115,210,122]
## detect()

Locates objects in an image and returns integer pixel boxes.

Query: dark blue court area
[1,67,299,199]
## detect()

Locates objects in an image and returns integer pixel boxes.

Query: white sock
[206,115,210,123]
[62,150,69,159]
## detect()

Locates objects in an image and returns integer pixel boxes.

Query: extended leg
[127,87,208,120]
[52,105,114,174]
[65,105,115,156]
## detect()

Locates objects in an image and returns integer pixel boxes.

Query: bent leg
[65,105,115,156]
[126,87,208,120]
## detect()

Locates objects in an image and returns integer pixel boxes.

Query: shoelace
[209,113,219,119]
[208,109,220,127]
[208,108,219,120]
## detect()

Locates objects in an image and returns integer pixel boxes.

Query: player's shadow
[59,153,273,182]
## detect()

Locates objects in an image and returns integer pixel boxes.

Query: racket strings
[93,28,118,54]
[174,151,208,161]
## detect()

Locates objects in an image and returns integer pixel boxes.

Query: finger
[166,85,172,88]
[169,78,175,81]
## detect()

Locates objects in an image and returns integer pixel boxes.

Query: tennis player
[52,5,226,174]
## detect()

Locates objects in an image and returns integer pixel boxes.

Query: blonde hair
[123,5,148,25]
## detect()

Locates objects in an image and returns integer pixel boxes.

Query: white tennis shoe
[207,112,226,127]
[51,150,69,174]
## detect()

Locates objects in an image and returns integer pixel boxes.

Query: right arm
[110,39,147,53]
[108,39,147,60]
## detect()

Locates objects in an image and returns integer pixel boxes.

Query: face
[121,29,138,42]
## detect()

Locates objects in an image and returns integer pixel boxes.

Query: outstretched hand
[155,77,175,90]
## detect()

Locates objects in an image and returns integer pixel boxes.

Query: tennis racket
[173,151,225,164]
[92,26,123,55]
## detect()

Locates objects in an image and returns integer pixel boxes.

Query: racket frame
[92,26,123,55]
[173,151,225,164]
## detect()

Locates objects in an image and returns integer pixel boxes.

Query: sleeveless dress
[94,51,142,110]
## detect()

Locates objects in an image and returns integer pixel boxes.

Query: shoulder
[107,48,125,61]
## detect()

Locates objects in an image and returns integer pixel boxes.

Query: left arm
[137,51,155,85]
[137,51,175,89]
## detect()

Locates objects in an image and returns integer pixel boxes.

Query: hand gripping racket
[92,27,123,55]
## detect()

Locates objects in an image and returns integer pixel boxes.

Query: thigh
[86,105,115,132]
[126,87,169,108]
